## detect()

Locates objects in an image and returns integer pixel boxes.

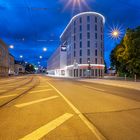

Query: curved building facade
[47,12,105,77]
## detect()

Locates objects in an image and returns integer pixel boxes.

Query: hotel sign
[61,45,67,52]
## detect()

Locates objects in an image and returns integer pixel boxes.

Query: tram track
[0,76,34,95]
[0,76,40,108]
[0,76,28,85]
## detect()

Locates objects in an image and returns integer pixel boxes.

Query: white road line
[29,89,52,93]
[37,85,50,88]
[19,113,73,140]
[0,90,6,92]
[15,96,59,108]
[82,85,105,92]
[47,82,106,140]
[16,88,27,90]
[0,94,17,99]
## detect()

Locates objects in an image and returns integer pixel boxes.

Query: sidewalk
[78,78,140,91]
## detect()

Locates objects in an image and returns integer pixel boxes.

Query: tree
[110,26,140,77]
[104,60,108,73]
[25,64,35,73]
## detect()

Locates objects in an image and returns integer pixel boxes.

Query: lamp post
[88,60,91,78]
[9,45,14,49]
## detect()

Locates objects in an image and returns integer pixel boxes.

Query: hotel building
[47,12,105,77]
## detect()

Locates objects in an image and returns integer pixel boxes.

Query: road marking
[16,88,27,90]
[37,85,50,88]
[82,85,105,92]
[29,89,52,93]
[15,96,59,108]
[19,113,73,140]
[0,90,6,92]
[47,82,106,140]
[0,94,17,99]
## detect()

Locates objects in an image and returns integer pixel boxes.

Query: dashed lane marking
[19,113,73,140]
[82,85,105,92]
[47,82,106,140]
[29,89,53,93]
[0,94,18,99]
[15,96,59,108]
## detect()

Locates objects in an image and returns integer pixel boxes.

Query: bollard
[125,74,126,81]
[135,74,136,82]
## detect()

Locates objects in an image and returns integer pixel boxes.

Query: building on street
[15,63,25,75]
[0,39,9,77]
[8,53,15,75]
[47,12,105,77]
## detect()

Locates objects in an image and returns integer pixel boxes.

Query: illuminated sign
[61,45,67,51]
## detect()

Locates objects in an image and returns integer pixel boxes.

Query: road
[0,75,140,140]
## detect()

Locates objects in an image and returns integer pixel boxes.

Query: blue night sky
[0,0,140,67]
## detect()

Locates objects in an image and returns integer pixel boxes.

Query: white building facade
[47,12,105,77]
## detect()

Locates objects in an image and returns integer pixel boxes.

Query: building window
[74,43,76,49]
[101,26,103,33]
[95,33,97,39]
[74,27,76,33]
[74,51,76,57]
[80,41,82,48]
[101,34,103,40]
[80,50,82,56]
[101,42,103,49]
[95,49,97,56]
[74,35,76,41]
[87,58,90,63]
[101,58,103,64]
[95,17,97,23]
[79,17,82,23]
[95,24,97,31]
[87,32,90,39]
[74,20,76,26]
[87,24,90,31]
[80,33,82,40]
[101,19,103,25]
[95,58,97,64]
[95,42,97,48]
[101,50,103,57]
[80,69,82,76]
[87,41,90,47]
[87,16,90,22]
[80,25,82,32]
[79,58,82,64]
[87,49,90,56]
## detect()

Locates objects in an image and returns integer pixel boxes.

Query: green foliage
[25,64,35,73]
[110,26,140,77]
[104,60,107,73]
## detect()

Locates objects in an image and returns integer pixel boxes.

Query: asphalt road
[0,75,140,140]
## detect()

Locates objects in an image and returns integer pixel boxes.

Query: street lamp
[20,55,23,58]
[43,47,47,52]
[109,25,123,40]
[111,30,120,39]
[39,56,43,59]
[9,45,14,49]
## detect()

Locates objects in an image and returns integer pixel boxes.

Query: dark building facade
[0,39,9,77]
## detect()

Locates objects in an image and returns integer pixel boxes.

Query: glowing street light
[62,0,89,11]
[20,55,23,58]
[9,45,14,49]
[111,30,120,38]
[109,25,123,40]
[39,56,43,59]
[43,47,47,52]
